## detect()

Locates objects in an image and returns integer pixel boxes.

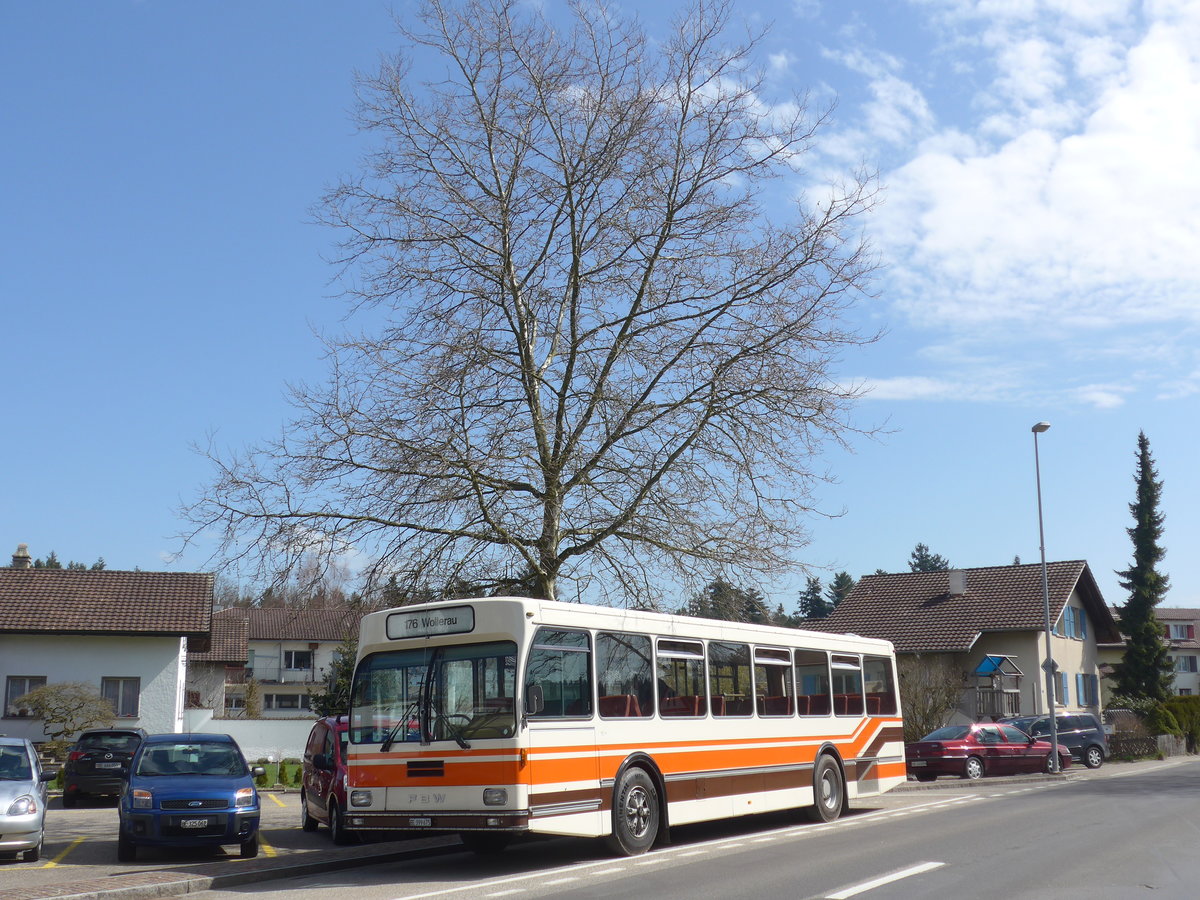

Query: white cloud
[769,51,795,74]
[1070,384,1132,409]
[874,5,1200,334]
[861,375,962,400]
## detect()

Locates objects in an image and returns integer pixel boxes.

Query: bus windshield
[350,640,518,747]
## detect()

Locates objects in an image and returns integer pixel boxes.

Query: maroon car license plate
[181,818,209,829]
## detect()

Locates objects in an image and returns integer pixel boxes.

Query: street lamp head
[1032,422,1051,433]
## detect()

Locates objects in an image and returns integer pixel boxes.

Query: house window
[1168,623,1195,640]
[1075,673,1100,706]
[284,650,313,670]
[4,676,47,717]
[1055,672,1069,705]
[1180,689,1193,696]
[225,695,246,711]
[264,693,310,710]
[101,677,141,718]
[1174,656,1198,674]
[1058,607,1087,639]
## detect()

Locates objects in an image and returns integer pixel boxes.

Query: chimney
[11,543,32,569]
[948,569,967,596]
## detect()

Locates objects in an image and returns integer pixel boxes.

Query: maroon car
[906,722,1071,781]
[300,715,354,843]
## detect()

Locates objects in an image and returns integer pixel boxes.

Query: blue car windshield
[136,743,246,777]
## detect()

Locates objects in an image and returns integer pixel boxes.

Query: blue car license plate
[181,818,209,829]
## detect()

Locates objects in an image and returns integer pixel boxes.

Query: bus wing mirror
[525,684,544,716]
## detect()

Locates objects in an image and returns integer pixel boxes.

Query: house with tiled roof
[810,561,1120,724]
[1,544,213,742]
[186,606,363,719]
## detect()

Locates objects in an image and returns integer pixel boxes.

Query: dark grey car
[1000,713,1108,769]
[62,727,147,806]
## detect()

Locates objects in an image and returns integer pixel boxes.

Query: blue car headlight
[132,789,153,809]
[235,787,256,808]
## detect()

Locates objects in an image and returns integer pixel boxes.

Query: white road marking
[826,861,945,899]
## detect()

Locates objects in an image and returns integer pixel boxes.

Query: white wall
[181,709,316,762]
[0,633,185,740]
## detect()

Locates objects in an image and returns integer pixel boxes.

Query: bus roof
[358,596,894,654]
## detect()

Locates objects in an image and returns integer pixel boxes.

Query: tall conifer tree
[1112,431,1173,703]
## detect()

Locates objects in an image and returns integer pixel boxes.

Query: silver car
[0,735,53,862]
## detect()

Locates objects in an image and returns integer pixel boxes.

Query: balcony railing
[976,689,1021,719]
[236,667,316,685]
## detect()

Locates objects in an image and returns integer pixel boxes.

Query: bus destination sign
[387,605,475,639]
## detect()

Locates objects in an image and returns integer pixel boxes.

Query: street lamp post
[1032,421,1060,773]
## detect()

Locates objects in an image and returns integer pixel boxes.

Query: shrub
[1163,696,1200,752]
[1144,705,1180,737]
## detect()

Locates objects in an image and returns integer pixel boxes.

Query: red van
[300,715,354,843]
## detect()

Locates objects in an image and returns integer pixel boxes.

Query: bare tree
[184,0,879,605]
[14,683,115,758]
[897,654,965,743]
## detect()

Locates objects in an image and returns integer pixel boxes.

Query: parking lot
[0,789,459,897]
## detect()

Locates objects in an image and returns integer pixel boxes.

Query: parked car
[116,733,264,861]
[300,715,355,844]
[906,722,1072,781]
[62,727,148,807]
[0,735,53,862]
[998,712,1108,769]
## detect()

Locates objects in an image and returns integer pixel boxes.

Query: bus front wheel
[606,767,660,856]
[807,754,845,822]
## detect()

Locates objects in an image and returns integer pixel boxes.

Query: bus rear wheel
[807,754,845,822]
[606,767,659,856]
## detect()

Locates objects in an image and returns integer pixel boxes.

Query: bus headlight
[482,788,507,806]
[350,790,373,807]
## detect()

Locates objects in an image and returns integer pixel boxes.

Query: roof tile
[808,560,1119,653]
[0,568,212,637]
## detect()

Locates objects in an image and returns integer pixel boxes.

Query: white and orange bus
[344,596,904,855]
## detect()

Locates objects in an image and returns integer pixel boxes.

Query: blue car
[117,733,264,861]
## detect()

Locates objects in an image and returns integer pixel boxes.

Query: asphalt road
[6,757,1189,900]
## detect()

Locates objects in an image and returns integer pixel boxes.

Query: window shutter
[1076,673,1084,703]
[1189,625,1196,640]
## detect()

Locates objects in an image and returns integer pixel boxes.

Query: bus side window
[862,655,897,715]
[525,628,592,718]
[831,654,864,716]
[656,639,706,717]
[708,642,753,717]
[754,647,794,716]
[794,649,831,716]
[597,632,653,718]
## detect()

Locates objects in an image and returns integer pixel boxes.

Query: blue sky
[4,1,1199,612]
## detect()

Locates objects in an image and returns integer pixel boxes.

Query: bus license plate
[181,818,209,829]
[409,817,432,827]
[909,760,927,766]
